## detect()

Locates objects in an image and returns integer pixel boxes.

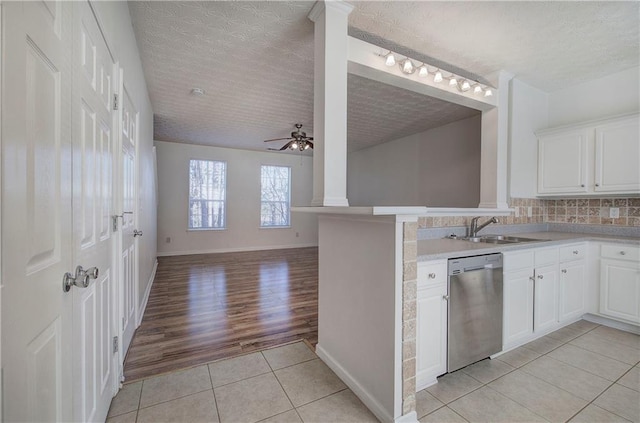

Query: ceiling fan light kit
[379,50,495,97]
[263,123,314,152]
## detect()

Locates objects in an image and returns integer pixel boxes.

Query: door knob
[537,274,544,279]
[133,229,143,237]
[63,265,100,292]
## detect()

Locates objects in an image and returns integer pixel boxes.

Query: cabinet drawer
[503,250,534,272]
[418,260,447,288]
[601,244,640,262]
[559,243,587,262]
[535,247,559,267]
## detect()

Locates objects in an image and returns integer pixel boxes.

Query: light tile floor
[107,341,378,423]
[420,320,640,423]
[108,321,639,423]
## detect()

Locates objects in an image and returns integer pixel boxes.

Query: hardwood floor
[123,247,318,382]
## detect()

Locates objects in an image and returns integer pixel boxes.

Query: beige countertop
[418,231,640,261]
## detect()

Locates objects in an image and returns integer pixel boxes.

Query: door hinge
[113,93,119,111]
[122,317,125,330]
[113,336,119,353]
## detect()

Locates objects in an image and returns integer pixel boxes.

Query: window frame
[187,158,227,231]
[260,164,292,229]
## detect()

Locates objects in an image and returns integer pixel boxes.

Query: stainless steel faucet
[469,216,499,237]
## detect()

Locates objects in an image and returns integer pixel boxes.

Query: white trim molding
[316,344,394,423]
[137,259,157,327]
[157,243,318,257]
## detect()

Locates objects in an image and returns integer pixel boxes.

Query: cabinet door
[503,269,534,348]
[559,261,586,322]
[595,116,640,193]
[600,259,640,323]
[538,130,588,194]
[534,265,559,333]
[416,283,447,389]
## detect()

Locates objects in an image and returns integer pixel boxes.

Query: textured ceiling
[347,74,479,151]
[129,1,639,153]
[349,1,639,91]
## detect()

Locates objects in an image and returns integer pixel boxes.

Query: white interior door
[120,82,139,358]
[71,2,117,421]
[1,1,74,421]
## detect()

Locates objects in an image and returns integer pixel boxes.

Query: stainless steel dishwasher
[447,254,503,372]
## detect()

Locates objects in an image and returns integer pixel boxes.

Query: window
[189,159,226,229]
[261,165,291,227]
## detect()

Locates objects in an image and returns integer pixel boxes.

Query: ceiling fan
[264,123,314,151]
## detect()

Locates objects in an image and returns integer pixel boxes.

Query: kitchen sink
[462,235,547,244]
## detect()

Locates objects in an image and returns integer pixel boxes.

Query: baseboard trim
[157,243,318,257]
[583,313,640,334]
[395,411,418,423]
[137,259,157,327]
[316,344,394,423]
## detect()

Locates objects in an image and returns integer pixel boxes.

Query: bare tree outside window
[261,165,291,227]
[189,159,226,229]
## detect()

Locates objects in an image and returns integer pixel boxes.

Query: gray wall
[348,115,481,207]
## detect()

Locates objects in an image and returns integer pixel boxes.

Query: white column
[479,70,513,209]
[308,1,353,206]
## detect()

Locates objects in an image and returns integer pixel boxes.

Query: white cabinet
[534,264,559,332]
[503,268,534,346]
[595,118,640,193]
[537,113,640,196]
[416,260,447,390]
[503,247,559,350]
[558,243,587,323]
[600,244,640,324]
[538,130,588,194]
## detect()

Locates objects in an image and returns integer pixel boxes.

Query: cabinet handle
[620,251,626,256]
[537,274,544,279]
[562,269,567,273]
[580,184,585,187]
[595,183,600,187]
[573,250,579,254]
[443,295,449,301]
[428,273,436,279]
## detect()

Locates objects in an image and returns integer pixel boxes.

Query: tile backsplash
[418,197,640,229]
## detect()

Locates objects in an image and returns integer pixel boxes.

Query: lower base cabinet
[416,262,447,390]
[600,258,640,324]
[559,260,586,322]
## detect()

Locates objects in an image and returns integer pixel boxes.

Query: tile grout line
[425,323,605,422]
[206,362,222,423]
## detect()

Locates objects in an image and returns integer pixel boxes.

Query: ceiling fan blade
[264,137,293,142]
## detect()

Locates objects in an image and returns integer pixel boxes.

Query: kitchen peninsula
[294,205,640,423]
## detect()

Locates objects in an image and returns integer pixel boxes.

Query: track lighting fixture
[384,52,396,67]
[401,59,415,74]
[378,50,496,99]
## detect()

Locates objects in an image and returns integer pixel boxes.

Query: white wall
[92,3,157,311]
[315,215,399,422]
[156,141,318,255]
[347,137,420,206]
[508,78,549,198]
[418,115,481,207]
[548,66,640,127]
[347,115,481,207]
[508,67,640,199]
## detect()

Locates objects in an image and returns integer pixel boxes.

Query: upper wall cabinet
[536,113,640,196]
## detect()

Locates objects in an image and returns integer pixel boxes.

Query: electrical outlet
[610,207,620,218]
[527,206,533,217]
[166,237,171,243]
[514,207,520,217]
[295,232,299,238]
